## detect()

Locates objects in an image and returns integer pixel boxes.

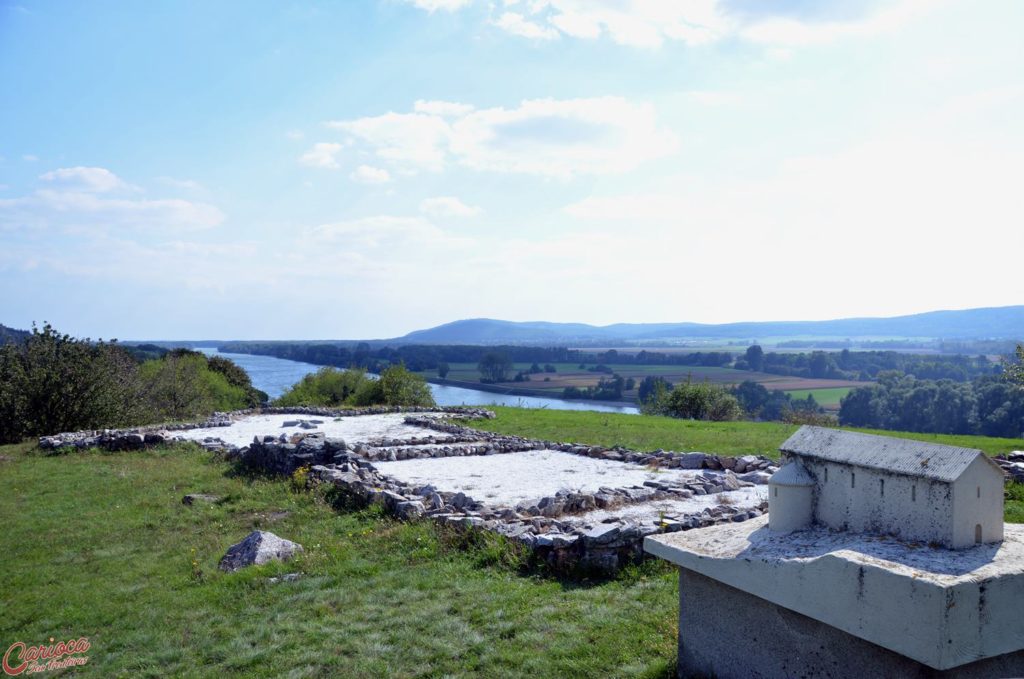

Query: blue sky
[1,0,1022,340]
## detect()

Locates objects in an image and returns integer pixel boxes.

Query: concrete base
[678,568,1024,679]
[646,517,1024,670]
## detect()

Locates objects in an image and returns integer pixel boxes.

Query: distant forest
[218,341,1003,383]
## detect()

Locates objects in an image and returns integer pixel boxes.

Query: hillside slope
[394,306,1024,345]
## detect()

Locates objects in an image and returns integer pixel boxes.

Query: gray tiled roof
[779,426,993,483]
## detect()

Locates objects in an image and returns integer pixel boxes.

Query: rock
[182,493,221,505]
[734,455,759,474]
[738,471,772,485]
[396,500,425,520]
[583,524,621,545]
[720,470,741,491]
[218,531,303,572]
[677,452,708,469]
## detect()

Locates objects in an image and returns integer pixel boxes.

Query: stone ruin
[39,406,777,573]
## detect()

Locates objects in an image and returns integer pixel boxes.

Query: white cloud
[156,176,205,191]
[404,0,473,11]
[286,129,305,140]
[493,12,559,40]
[298,142,343,169]
[413,99,475,117]
[0,167,224,231]
[328,112,450,171]
[39,166,130,193]
[22,154,38,162]
[350,164,392,184]
[326,96,677,178]
[310,215,444,246]
[408,0,926,49]
[420,196,481,217]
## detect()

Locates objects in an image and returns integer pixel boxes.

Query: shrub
[376,364,436,407]
[275,367,368,407]
[138,351,252,420]
[647,377,741,421]
[277,364,435,408]
[0,324,143,443]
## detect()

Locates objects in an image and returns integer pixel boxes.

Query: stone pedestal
[645,517,1024,678]
[677,569,1024,679]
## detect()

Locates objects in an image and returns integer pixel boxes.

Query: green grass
[471,407,1024,459]
[1007,483,1024,524]
[2,409,1021,676]
[784,387,853,408]
[0,441,678,678]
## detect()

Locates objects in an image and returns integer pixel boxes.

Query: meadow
[1,409,1021,676]
[421,362,863,403]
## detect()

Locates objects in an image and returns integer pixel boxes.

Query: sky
[1,0,1022,340]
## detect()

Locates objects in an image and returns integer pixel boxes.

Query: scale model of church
[769,426,1005,548]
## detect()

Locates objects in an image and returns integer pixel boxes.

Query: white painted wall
[795,455,955,546]
[769,482,813,533]
[951,456,1004,547]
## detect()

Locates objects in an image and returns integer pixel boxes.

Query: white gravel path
[374,449,707,507]
[570,487,768,525]
[174,413,439,447]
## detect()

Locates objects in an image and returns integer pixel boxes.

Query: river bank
[424,376,638,410]
[200,348,639,414]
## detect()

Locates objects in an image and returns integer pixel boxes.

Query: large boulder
[218,531,303,572]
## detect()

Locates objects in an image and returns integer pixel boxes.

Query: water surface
[198,347,638,414]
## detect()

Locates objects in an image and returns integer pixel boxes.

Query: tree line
[838,370,1024,438]
[0,324,267,444]
[737,345,998,381]
[220,340,1005,386]
[0,325,437,444]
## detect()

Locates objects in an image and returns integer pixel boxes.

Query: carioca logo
[2,638,90,675]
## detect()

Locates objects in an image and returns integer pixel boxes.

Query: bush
[376,364,435,407]
[0,326,279,441]
[277,364,435,408]
[138,351,253,421]
[645,377,741,421]
[0,324,143,443]
[276,367,368,407]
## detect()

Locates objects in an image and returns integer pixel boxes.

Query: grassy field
[471,407,1024,459]
[2,409,1021,677]
[0,440,678,678]
[784,387,853,411]
[422,362,864,401]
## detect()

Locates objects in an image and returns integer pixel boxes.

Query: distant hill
[0,323,29,345]
[393,306,1024,345]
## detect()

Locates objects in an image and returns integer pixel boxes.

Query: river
[197,348,639,414]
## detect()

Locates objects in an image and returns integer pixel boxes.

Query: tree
[437,362,450,379]
[207,354,266,406]
[638,376,671,408]
[731,380,770,416]
[0,323,143,442]
[808,351,830,378]
[276,367,367,407]
[139,352,252,420]
[660,377,741,421]
[376,364,436,407]
[478,352,512,383]
[744,345,764,372]
[1005,345,1024,387]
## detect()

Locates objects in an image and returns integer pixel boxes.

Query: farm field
[420,362,865,402]
[471,407,1024,460]
[784,387,853,411]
